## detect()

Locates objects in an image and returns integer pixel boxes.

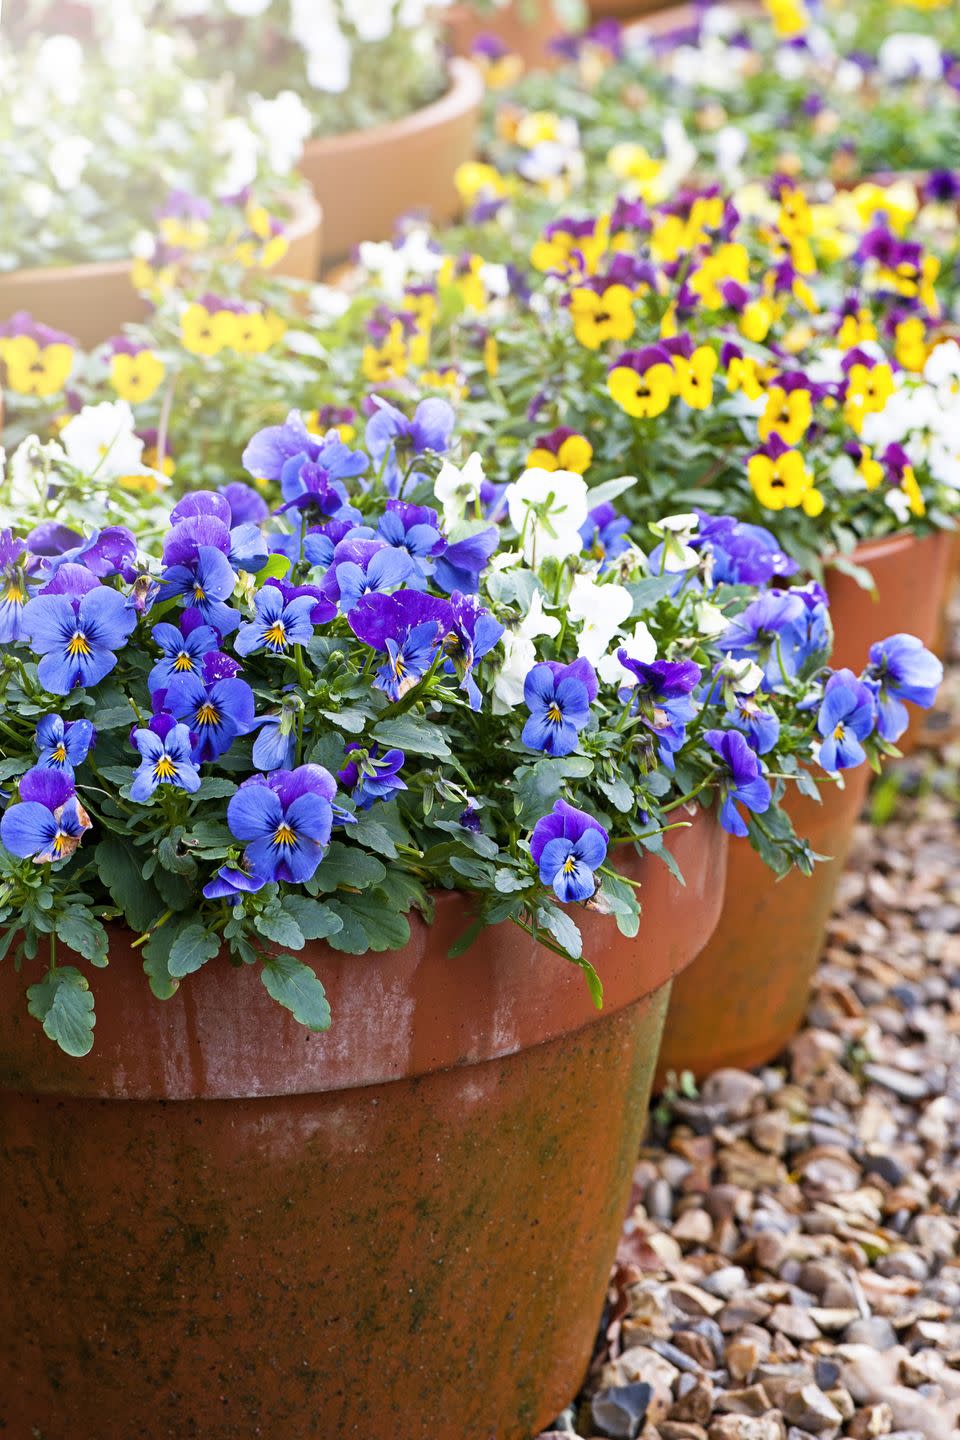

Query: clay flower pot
[656,528,952,1084]
[0,812,725,1440]
[0,190,323,351]
[591,0,689,22]
[300,59,484,264]
[446,1,569,69]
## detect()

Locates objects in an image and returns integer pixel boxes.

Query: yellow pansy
[232,311,274,355]
[689,243,750,310]
[484,335,500,379]
[776,185,813,243]
[837,308,877,349]
[158,216,209,251]
[857,446,884,491]
[361,321,408,384]
[516,111,562,147]
[421,368,467,401]
[569,284,635,350]
[674,346,718,411]
[455,161,510,207]
[843,362,894,434]
[439,253,488,311]
[110,349,166,405]
[748,447,816,510]
[902,466,926,517]
[180,304,239,358]
[607,143,665,203]
[758,386,812,446]
[131,257,177,295]
[0,336,74,397]
[739,297,779,344]
[608,357,675,419]
[765,0,809,37]
[726,354,767,402]
[849,182,917,238]
[526,432,593,475]
[895,317,928,373]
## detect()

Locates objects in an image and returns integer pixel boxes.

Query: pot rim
[840,527,949,566]
[302,57,484,162]
[0,186,322,292]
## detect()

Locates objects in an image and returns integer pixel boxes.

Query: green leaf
[142,927,179,1000]
[27,967,95,1057]
[0,758,30,782]
[586,474,637,508]
[311,842,387,893]
[625,574,681,615]
[254,552,291,582]
[600,873,641,939]
[167,923,220,979]
[94,703,137,731]
[535,904,583,960]
[319,707,369,732]
[350,811,398,859]
[325,892,411,954]
[261,954,331,1031]
[193,777,238,801]
[494,867,532,894]
[254,909,305,950]
[449,855,495,886]
[280,895,344,941]
[58,910,109,967]
[597,775,634,813]
[96,837,165,931]
[372,716,451,759]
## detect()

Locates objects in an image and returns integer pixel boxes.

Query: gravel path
[540,611,960,1440]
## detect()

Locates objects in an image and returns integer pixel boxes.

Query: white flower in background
[344,0,397,41]
[305,25,352,92]
[714,126,748,178]
[648,513,700,572]
[434,453,485,528]
[861,386,916,450]
[928,433,960,490]
[830,453,869,494]
[567,575,633,665]
[214,116,260,194]
[21,182,53,220]
[251,89,313,173]
[695,600,728,639]
[493,591,561,713]
[225,0,272,12]
[358,229,442,300]
[48,136,93,192]
[702,4,740,38]
[775,47,811,82]
[661,117,697,190]
[834,58,866,93]
[307,285,353,325]
[878,33,942,82]
[714,655,765,695]
[34,36,85,102]
[505,468,589,566]
[924,341,960,408]
[479,262,510,300]
[885,488,912,525]
[6,437,67,509]
[61,402,144,480]
[597,620,657,687]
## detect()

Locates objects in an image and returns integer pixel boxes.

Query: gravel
[539,605,960,1440]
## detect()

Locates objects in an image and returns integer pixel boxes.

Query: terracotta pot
[657,530,953,1084]
[0,190,323,351]
[301,60,484,265]
[599,0,707,25]
[446,1,568,68]
[0,812,726,1440]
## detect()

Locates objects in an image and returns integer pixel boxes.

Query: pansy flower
[34,715,95,775]
[816,670,876,771]
[579,502,631,569]
[568,281,636,350]
[130,724,201,802]
[365,396,455,497]
[337,744,407,809]
[747,433,823,515]
[21,584,137,695]
[202,862,266,903]
[348,589,455,702]
[149,621,220,692]
[530,799,609,904]
[320,539,414,613]
[705,729,772,838]
[607,346,675,418]
[0,769,91,864]
[522,658,597,757]
[617,656,702,769]
[526,427,594,475]
[864,633,943,743]
[441,593,505,710]
[109,339,166,406]
[234,582,320,658]
[376,501,447,584]
[0,531,34,644]
[162,671,256,763]
[226,766,337,884]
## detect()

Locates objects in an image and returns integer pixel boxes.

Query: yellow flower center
[154,755,178,781]
[196,703,220,727]
[173,652,195,672]
[193,584,206,604]
[562,855,577,874]
[4,581,24,604]
[52,744,67,763]
[52,830,71,856]
[263,621,288,650]
[67,631,91,658]
[547,703,564,723]
[833,723,845,741]
[273,822,296,848]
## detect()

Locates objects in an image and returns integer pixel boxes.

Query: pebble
[589,1382,652,1440]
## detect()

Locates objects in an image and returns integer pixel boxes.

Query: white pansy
[829,453,868,494]
[479,262,510,299]
[493,591,562,713]
[21,182,53,220]
[307,284,353,325]
[250,90,313,174]
[6,437,67,509]
[649,513,700,572]
[714,126,748,176]
[434,453,485,528]
[861,387,916,450]
[924,341,960,409]
[33,36,85,102]
[214,116,261,194]
[61,402,144,480]
[358,229,442,300]
[567,575,633,665]
[48,136,93,191]
[344,0,397,41]
[714,655,765,695]
[834,58,866,93]
[597,621,657,687]
[505,468,589,566]
[661,116,697,189]
[885,489,912,525]
[695,600,728,639]
[878,33,942,82]
[304,24,352,93]
[225,0,272,12]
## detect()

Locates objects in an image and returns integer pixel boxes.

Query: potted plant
[445,0,580,70]
[2,366,886,1435]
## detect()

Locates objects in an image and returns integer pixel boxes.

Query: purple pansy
[320,539,414,612]
[530,798,609,903]
[522,658,597,757]
[348,589,455,701]
[816,669,876,772]
[618,657,701,769]
[705,728,772,838]
[864,633,943,743]
[226,765,336,883]
[34,714,96,774]
[337,743,407,809]
[0,769,91,863]
[365,396,455,496]
[441,592,505,710]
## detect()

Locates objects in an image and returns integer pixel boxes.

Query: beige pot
[300,59,484,264]
[445,1,568,68]
[0,190,323,350]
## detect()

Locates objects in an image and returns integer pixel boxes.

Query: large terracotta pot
[0,812,726,1440]
[446,1,568,68]
[301,59,484,264]
[0,190,323,350]
[594,0,701,24]
[657,529,953,1085]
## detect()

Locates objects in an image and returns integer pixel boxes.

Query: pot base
[2,987,668,1440]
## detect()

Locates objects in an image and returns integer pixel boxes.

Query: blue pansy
[348,589,455,702]
[161,542,240,637]
[705,728,773,838]
[0,768,91,863]
[579,502,631,570]
[696,513,797,587]
[21,584,137,694]
[130,724,202,802]
[226,765,336,883]
[337,744,407,809]
[433,526,500,595]
[235,581,319,658]
[366,395,455,496]
[202,862,266,902]
[865,633,943,742]
[728,699,780,756]
[163,672,256,762]
[0,531,34,643]
[320,539,414,612]
[522,658,597,757]
[816,669,876,771]
[618,656,701,769]
[530,798,609,903]
[720,587,826,690]
[34,714,96,774]
[149,621,220,691]
[442,593,505,710]
[376,501,446,584]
